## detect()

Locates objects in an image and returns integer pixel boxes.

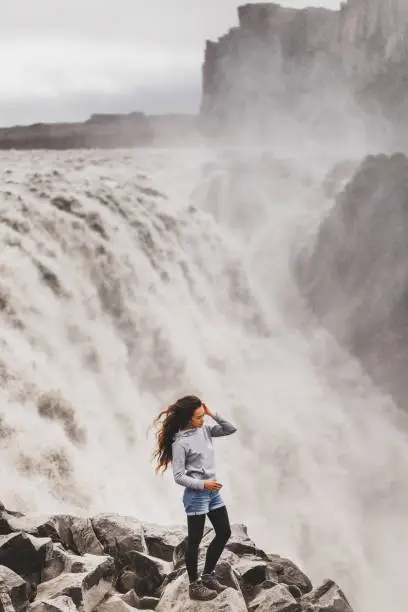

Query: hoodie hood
[173,427,201,440]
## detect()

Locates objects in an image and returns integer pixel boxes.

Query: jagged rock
[142,524,186,562]
[210,561,240,592]
[70,518,104,556]
[297,153,408,410]
[29,595,78,611]
[0,532,53,579]
[0,577,16,612]
[95,593,138,612]
[96,589,159,610]
[248,583,301,612]
[267,554,312,594]
[0,566,30,612]
[0,512,78,550]
[233,560,283,606]
[301,579,353,611]
[34,574,83,608]
[117,551,171,597]
[153,568,184,596]
[138,596,159,610]
[91,514,147,565]
[155,571,246,612]
[41,516,77,550]
[232,559,272,588]
[35,556,116,610]
[119,590,140,608]
[0,513,52,538]
[41,543,86,582]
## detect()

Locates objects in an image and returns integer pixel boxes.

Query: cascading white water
[0,147,407,612]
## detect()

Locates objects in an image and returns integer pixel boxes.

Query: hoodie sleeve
[171,441,205,490]
[207,413,237,438]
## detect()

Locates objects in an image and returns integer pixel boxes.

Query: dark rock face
[200,0,408,139]
[0,502,353,611]
[297,153,408,410]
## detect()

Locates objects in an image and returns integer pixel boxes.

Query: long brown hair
[150,395,202,474]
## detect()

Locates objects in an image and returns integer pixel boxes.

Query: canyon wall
[200,0,408,141]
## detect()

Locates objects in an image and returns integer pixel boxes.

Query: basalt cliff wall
[200,0,408,141]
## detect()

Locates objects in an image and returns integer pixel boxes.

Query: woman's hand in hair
[202,402,215,418]
[204,480,223,492]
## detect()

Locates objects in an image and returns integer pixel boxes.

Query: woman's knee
[223,525,232,542]
[214,525,231,543]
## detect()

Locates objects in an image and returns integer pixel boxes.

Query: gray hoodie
[171,413,237,490]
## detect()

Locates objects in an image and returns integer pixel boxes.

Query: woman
[151,395,237,601]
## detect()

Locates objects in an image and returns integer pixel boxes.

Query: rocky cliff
[297,152,408,413]
[0,501,353,611]
[200,0,408,140]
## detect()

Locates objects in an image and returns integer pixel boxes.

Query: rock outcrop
[200,0,408,140]
[0,501,354,611]
[297,152,408,411]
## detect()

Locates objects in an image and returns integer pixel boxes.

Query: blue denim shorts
[183,488,225,516]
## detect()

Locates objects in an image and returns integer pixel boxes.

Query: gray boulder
[117,550,171,597]
[138,595,159,610]
[267,554,312,594]
[29,595,78,611]
[248,583,301,612]
[142,524,186,562]
[234,558,269,586]
[95,593,138,611]
[41,543,86,582]
[0,512,79,552]
[119,590,140,608]
[301,579,354,611]
[0,566,30,612]
[95,589,159,611]
[0,576,17,612]
[91,515,147,565]
[0,532,53,579]
[35,555,116,610]
[232,559,276,602]
[70,518,104,556]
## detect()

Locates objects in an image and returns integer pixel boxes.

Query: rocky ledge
[0,500,353,611]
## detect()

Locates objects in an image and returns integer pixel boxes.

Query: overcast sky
[1,0,340,126]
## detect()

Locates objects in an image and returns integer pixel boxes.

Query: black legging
[185,505,232,583]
